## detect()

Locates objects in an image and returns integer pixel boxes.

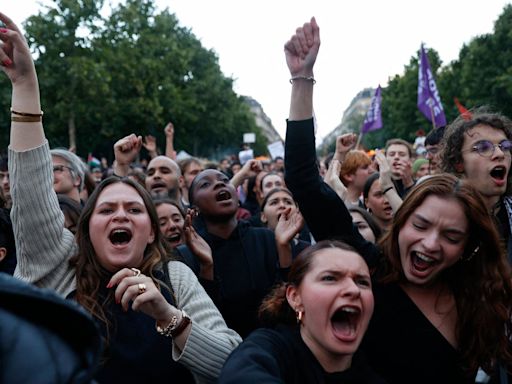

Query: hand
[323,159,347,200]
[274,207,305,246]
[375,151,393,191]
[184,210,213,279]
[284,17,320,77]
[114,133,142,166]
[0,13,36,87]
[142,135,157,155]
[335,133,357,161]
[241,159,262,178]
[164,122,174,138]
[108,268,178,323]
[395,160,414,187]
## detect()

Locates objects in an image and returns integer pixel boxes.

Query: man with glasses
[50,148,86,204]
[440,110,512,262]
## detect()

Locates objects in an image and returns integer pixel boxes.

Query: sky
[4,0,512,141]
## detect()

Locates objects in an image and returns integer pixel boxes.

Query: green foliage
[1,0,266,160]
[359,4,512,150]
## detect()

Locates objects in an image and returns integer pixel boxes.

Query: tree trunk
[68,112,76,151]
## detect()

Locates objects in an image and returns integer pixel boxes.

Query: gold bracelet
[10,108,44,117]
[11,115,43,123]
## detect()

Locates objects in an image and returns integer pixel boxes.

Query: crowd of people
[1,11,512,384]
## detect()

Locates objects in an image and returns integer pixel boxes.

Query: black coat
[0,272,102,384]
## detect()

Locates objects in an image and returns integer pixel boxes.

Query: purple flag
[361,85,383,134]
[417,44,446,128]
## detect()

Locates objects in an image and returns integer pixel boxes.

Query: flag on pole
[361,85,383,134]
[454,97,472,120]
[417,44,446,128]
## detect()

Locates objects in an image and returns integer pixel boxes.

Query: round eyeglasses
[465,139,512,157]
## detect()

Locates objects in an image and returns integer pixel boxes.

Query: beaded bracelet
[289,76,316,84]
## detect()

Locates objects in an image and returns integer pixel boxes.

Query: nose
[421,230,441,252]
[491,144,506,159]
[168,218,178,231]
[112,207,128,221]
[342,278,361,298]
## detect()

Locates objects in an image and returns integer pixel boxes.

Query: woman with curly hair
[0,11,240,384]
[283,17,512,383]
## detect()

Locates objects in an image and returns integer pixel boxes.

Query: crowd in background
[2,12,512,384]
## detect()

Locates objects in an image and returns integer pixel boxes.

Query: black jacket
[0,272,102,384]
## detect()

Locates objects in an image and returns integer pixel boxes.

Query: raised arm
[283,18,379,267]
[0,13,43,150]
[164,122,177,160]
[1,13,76,294]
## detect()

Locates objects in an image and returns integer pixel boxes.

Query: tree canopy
[0,0,266,161]
[351,4,512,151]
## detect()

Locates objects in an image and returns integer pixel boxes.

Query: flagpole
[356,132,363,149]
[429,103,437,131]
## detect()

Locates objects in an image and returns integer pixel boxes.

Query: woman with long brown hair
[283,17,512,383]
[0,11,240,384]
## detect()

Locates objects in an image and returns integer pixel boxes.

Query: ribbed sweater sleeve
[168,261,242,383]
[9,142,76,297]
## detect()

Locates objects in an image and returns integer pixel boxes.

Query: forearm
[289,78,314,121]
[10,80,45,151]
[113,160,130,177]
[276,241,292,269]
[165,136,176,160]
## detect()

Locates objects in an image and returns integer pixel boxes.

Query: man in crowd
[440,110,512,262]
[385,138,414,197]
[179,157,204,208]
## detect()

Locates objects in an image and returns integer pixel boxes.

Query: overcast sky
[4,0,511,141]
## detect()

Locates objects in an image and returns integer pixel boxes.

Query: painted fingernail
[0,28,8,33]
[106,282,112,289]
[1,58,12,67]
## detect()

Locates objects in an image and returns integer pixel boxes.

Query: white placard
[238,149,254,165]
[267,140,285,160]
[243,133,256,143]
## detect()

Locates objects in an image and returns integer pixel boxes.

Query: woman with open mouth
[0,13,241,383]
[175,168,291,339]
[283,17,512,383]
[219,240,385,383]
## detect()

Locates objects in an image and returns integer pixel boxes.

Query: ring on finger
[138,283,147,295]
[131,268,141,277]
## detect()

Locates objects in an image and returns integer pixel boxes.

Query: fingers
[115,134,142,153]
[107,267,157,311]
[0,13,22,35]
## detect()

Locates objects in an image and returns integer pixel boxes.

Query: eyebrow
[320,269,370,280]
[413,213,466,235]
[96,200,145,207]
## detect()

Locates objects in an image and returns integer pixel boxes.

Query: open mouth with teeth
[411,251,437,273]
[167,233,182,245]
[216,190,232,202]
[109,229,133,246]
[331,306,361,341]
[490,166,507,184]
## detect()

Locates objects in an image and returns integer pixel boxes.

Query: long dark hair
[379,173,512,374]
[70,176,169,340]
